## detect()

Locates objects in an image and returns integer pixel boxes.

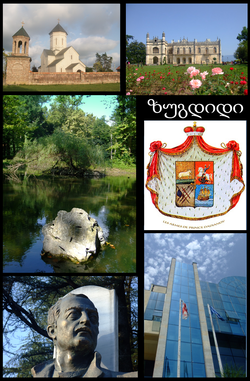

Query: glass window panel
[180,361,192,377]
[165,340,178,360]
[189,294,197,304]
[171,299,180,311]
[192,362,206,377]
[230,323,244,335]
[172,283,181,292]
[181,277,188,286]
[181,342,191,362]
[200,281,208,290]
[189,303,198,314]
[230,296,240,304]
[221,355,235,367]
[144,308,153,320]
[155,300,164,310]
[233,357,246,372]
[188,270,194,279]
[181,326,190,343]
[157,292,165,301]
[172,291,180,301]
[240,322,246,335]
[220,294,230,302]
[169,310,179,325]
[234,303,244,313]
[219,345,232,355]
[174,275,181,284]
[182,269,188,277]
[191,343,204,363]
[188,278,195,287]
[223,302,234,311]
[147,299,156,309]
[163,359,177,378]
[191,328,202,344]
[190,314,200,328]
[231,348,245,357]
[149,292,158,300]
[180,292,189,302]
[182,262,188,269]
[212,299,224,309]
[211,292,222,301]
[209,283,218,291]
[167,324,178,341]
[189,287,196,296]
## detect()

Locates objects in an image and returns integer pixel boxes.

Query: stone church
[146,32,222,65]
[39,22,86,73]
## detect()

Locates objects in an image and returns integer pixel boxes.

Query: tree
[234,27,248,62]
[93,53,113,72]
[109,96,136,165]
[3,276,138,377]
[236,26,248,41]
[126,38,146,64]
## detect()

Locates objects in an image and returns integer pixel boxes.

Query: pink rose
[189,69,200,78]
[189,79,202,89]
[150,141,162,152]
[211,67,224,75]
[186,66,196,74]
[200,71,209,80]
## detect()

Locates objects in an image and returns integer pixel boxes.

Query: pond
[3,175,136,273]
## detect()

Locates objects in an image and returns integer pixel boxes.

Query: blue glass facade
[164,261,206,377]
[144,261,246,377]
[200,276,246,376]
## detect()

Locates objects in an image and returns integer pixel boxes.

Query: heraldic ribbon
[146,125,245,220]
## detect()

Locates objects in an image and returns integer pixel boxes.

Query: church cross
[57,18,60,23]
[21,21,25,27]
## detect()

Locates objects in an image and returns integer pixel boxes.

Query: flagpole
[207,304,224,377]
[177,299,182,377]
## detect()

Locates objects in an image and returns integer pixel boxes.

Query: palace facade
[146,32,222,65]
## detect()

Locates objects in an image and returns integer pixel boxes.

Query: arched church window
[24,42,27,54]
[18,40,22,53]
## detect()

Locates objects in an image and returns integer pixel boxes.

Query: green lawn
[3,83,120,92]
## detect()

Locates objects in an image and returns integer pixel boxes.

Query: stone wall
[29,71,120,85]
[6,56,31,84]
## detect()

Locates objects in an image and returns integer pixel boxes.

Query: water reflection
[3,176,136,273]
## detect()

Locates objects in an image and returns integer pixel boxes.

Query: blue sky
[3,4,120,70]
[126,3,247,59]
[144,233,246,290]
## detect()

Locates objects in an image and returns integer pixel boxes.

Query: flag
[210,305,225,321]
[146,124,245,220]
[182,301,189,319]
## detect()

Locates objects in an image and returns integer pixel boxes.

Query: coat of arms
[146,123,245,220]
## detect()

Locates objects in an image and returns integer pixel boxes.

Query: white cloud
[186,240,201,251]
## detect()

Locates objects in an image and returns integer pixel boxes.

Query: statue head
[47,293,99,358]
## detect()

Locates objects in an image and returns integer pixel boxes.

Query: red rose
[226,140,239,151]
[240,80,247,85]
[150,141,162,152]
[244,89,248,95]
[230,67,234,70]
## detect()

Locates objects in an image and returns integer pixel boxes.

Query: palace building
[144,258,246,377]
[146,32,222,65]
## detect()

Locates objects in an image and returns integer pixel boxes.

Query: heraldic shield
[146,124,245,220]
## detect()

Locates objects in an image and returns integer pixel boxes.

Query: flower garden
[126,64,248,95]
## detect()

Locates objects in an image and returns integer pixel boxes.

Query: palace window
[153,47,159,53]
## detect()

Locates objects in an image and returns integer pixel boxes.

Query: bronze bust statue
[31,293,137,377]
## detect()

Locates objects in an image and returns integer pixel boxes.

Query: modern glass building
[144,258,246,377]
